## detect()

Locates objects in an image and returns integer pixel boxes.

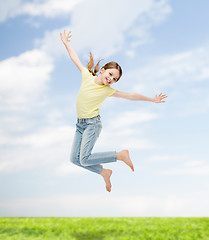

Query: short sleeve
[107,86,116,97]
[81,67,92,82]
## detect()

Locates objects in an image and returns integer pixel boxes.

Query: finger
[64,29,66,35]
[160,95,166,99]
[67,31,72,35]
[67,36,72,42]
[60,32,62,37]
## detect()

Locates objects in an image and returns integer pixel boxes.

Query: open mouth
[106,78,110,84]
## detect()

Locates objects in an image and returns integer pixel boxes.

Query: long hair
[87,52,122,81]
[87,52,102,76]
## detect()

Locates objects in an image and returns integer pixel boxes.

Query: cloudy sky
[0,0,209,217]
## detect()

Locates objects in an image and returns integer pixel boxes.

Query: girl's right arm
[60,30,84,72]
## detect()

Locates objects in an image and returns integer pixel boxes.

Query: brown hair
[87,52,122,81]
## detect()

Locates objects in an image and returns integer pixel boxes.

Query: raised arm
[60,30,84,72]
[111,91,167,103]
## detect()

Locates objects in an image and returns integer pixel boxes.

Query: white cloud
[0,117,154,174]
[19,0,83,18]
[0,107,157,174]
[125,50,135,58]
[147,155,209,176]
[0,116,32,133]
[0,0,84,22]
[126,46,209,116]
[146,155,188,162]
[160,165,209,176]
[13,126,72,147]
[127,0,171,47]
[56,162,85,176]
[183,160,204,167]
[1,193,209,217]
[0,49,53,110]
[131,48,209,94]
[71,0,171,57]
[156,158,209,176]
[35,26,69,58]
[36,0,171,58]
[98,129,154,150]
[91,109,158,151]
[0,125,75,173]
[107,109,158,129]
[0,0,21,23]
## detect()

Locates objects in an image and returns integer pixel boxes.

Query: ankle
[100,168,106,176]
[117,151,121,160]
[117,150,125,160]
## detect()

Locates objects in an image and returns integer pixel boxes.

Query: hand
[60,30,72,45]
[152,93,168,103]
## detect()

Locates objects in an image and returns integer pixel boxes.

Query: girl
[60,30,167,192]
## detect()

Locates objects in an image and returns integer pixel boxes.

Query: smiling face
[101,68,120,86]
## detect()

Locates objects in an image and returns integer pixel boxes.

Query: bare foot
[100,168,112,192]
[117,150,134,172]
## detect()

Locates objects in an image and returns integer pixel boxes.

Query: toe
[106,185,111,192]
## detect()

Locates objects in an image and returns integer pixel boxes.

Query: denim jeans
[70,115,117,174]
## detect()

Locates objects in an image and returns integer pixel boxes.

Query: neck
[94,74,104,85]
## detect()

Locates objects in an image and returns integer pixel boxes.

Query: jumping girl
[60,30,167,192]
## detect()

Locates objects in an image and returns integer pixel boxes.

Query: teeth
[106,78,110,84]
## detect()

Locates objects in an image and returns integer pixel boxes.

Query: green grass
[0,217,209,240]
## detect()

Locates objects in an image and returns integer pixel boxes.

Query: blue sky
[0,0,209,217]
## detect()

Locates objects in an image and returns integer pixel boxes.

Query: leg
[79,123,117,167]
[100,149,134,192]
[70,124,103,174]
[79,120,115,192]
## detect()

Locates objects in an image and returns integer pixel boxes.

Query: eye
[109,72,112,76]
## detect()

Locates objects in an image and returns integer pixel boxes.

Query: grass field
[0,217,209,240]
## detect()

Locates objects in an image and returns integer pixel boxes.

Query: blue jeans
[70,115,117,174]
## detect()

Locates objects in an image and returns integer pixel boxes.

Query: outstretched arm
[60,30,84,72]
[111,91,167,103]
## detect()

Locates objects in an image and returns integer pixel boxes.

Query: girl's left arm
[111,91,167,103]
